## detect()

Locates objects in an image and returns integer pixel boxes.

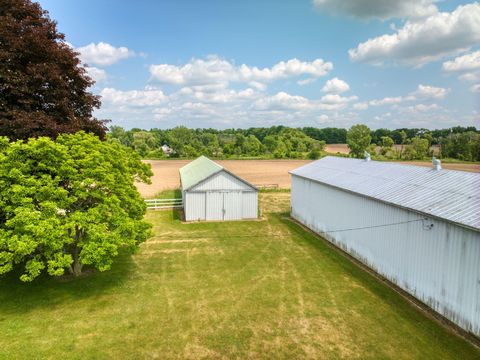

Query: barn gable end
[180,156,258,222]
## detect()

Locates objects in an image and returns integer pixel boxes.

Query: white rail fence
[145,198,183,210]
[254,183,279,190]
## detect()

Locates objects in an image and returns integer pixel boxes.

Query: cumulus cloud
[252,92,312,111]
[313,0,438,20]
[368,84,449,106]
[149,55,333,86]
[100,87,166,106]
[459,72,480,82]
[77,42,136,66]
[322,77,350,94]
[443,50,480,83]
[409,84,450,99]
[349,3,480,66]
[85,66,107,83]
[353,102,369,110]
[443,50,480,72]
[471,84,480,93]
[369,96,403,106]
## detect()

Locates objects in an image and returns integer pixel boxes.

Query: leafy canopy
[347,124,372,158]
[0,132,152,281]
[0,0,107,140]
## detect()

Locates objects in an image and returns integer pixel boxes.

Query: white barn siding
[291,175,480,336]
[184,170,258,221]
[242,191,258,219]
[184,192,205,222]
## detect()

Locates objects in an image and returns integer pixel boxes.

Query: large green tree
[0,0,107,140]
[347,124,372,158]
[0,132,152,281]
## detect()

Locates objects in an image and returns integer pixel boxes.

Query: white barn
[290,156,480,337]
[180,156,258,221]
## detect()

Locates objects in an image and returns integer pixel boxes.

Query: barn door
[206,191,223,220]
[223,191,242,220]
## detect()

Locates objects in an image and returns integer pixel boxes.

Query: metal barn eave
[289,156,480,232]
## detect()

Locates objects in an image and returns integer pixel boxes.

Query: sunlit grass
[0,194,478,359]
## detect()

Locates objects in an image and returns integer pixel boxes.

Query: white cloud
[403,103,441,113]
[369,84,449,106]
[77,42,135,66]
[317,114,329,123]
[313,0,438,20]
[369,96,403,106]
[353,102,369,110]
[85,66,107,83]
[252,92,312,111]
[471,84,480,93]
[409,84,449,99]
[349,3,480,66]
[322,77,350,94]
[238,58,333,81]
[297,78,317,86]
[320,94,357,104]
[459,72,480,82]
[443,50,480,72]
[149,55,333,86]
[100,87,166,106]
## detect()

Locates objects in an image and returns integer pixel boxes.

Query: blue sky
[39,0,479,130]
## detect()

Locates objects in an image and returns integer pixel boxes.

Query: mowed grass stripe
[0,194,478,359]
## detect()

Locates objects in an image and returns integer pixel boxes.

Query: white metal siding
[184,170,258,221]
[206,191,224,220]
[291,175,480,337]
[184,192,206,221]
[242,191,258,218]
[190,171,252,191]
[224,192,243,220]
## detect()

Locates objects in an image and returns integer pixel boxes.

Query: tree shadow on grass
[0,251,138,316]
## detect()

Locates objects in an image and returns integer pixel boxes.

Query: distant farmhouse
[161,144,174,156]
[180,156,258,221]
[290,156,480,337]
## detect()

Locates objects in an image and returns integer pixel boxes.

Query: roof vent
[364,151,371,162]
[432,157,442,171]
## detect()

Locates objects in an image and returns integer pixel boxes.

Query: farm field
[138,157,480,198]
[0,193,478,359]
[138,159,310,198]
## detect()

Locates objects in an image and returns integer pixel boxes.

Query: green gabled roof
[180,156,223,190]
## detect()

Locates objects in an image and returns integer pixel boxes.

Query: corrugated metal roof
[180,156,223,190]
[290,156,480,231]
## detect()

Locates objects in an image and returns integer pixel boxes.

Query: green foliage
[402,137,431,160]
[0,132,152,281]
[107,125,479,162]
[308,148,322,160]
[379,136,394,154]
[440,132,480,161]
[347,124,372,158]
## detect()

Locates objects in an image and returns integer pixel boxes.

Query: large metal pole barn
[290,156,480,337]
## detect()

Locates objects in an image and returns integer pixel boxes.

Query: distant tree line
[108,125,480,161]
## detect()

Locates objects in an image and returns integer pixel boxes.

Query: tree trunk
[68,225,83,277]
[72,247,83,277]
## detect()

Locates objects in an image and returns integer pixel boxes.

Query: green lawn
[0,193,478,359]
